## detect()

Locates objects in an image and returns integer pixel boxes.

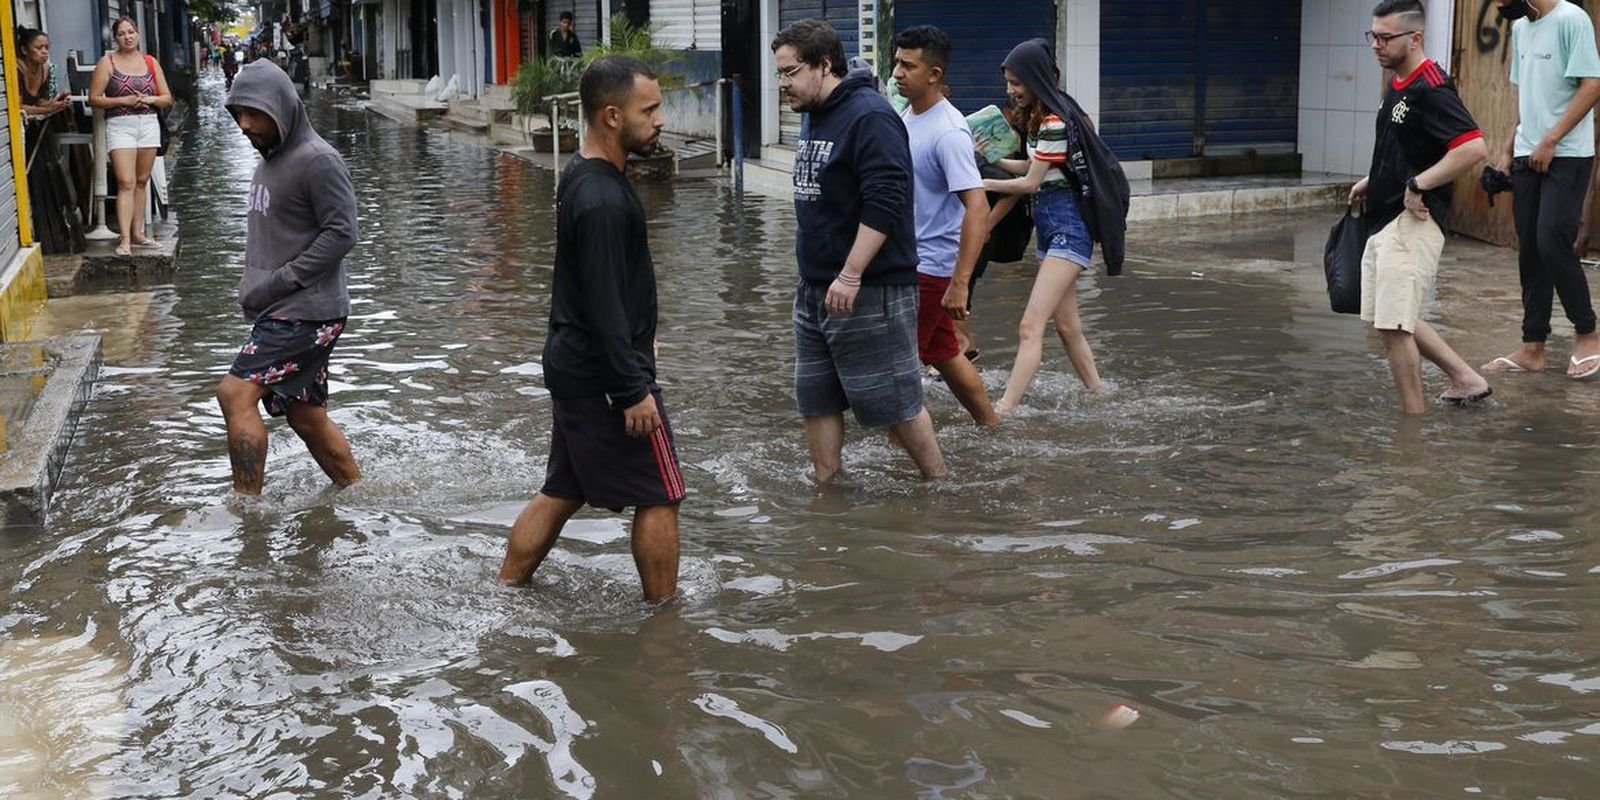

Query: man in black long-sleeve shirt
[773,20,946,482]
[498,55,683,604]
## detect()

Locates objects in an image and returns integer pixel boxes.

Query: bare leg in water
[998,257,1099,413]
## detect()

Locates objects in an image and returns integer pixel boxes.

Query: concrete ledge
[0,247,46,343]
[0,335,100,529]
[368,93,447,126]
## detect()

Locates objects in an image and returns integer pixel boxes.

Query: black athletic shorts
[540,386,686,511]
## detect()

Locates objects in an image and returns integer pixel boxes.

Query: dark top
[544,154,658,407]
[548,29,582,58]
[792,71,917,286]
[1365,59,1483,232]
[105,56,159,118]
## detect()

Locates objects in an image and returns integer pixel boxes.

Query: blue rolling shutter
[1100,0,1199,160]
[1101,0,1300,161]
[777,0,859,145]
[1201,0,1300,155]
[891,0,1056,116]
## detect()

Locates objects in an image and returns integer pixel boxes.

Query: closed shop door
[544,0,600,56]
[891,0,1055,116]
[1201,0,1299,156]
[1101,0,1299,160]
[651,0,720,50]
[777,0,859,146]
[1100,0,1199,160]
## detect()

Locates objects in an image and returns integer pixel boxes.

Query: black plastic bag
[1323,207,1366,315]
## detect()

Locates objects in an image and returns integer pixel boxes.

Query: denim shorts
[793,280,925,428]
[1034,186,1093,267]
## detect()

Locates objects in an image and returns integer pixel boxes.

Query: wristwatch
[1405,175,1424,194]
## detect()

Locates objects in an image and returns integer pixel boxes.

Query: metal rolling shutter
[543,0,600,55]
[1201,0,1299,155]
[891,0,1054,116]
[1101,0,1300,160]
[777,0,859,145]
[1100,0,1199,160]
[0,63,17,270]
[651,0,720,50]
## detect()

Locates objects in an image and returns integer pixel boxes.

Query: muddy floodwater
[2,74,1598,798]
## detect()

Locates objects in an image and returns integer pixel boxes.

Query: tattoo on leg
[230,436,265,493]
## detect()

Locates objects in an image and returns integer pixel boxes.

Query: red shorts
[916,273,961,366]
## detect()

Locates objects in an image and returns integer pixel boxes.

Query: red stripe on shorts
[651,427,685,500]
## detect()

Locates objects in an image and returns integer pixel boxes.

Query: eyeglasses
[775,63,806,82]
[1364,30,1419,45]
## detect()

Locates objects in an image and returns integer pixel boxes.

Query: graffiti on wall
[1474,0,1513,62]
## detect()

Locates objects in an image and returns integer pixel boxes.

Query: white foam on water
[713,505,760,518]
[997,709,1052,729]
[1380,740,1507,755]
[1291,737,1325,744]
[703,627,922,653]
[498,362,544,376]
[1229,567,1309,577]
[1169,518,1202,530]
[1518,730,1571,745]
[957,533,1134,556]
[1338,558,1462,580]
[1508,530,1564,543]
[1537,672,1600,694]
[691,693,798,754]
[503,680,597,798]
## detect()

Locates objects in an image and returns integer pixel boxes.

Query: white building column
[760,0,778,147]
[1299,0,1382,176]
[1058,0,1100,129]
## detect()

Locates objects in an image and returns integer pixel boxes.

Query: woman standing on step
[983,39,1121,413]
[88,16,172,257]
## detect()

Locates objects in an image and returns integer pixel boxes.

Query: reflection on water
[1,73,1598,797]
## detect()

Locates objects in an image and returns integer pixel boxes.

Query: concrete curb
[0,335,100,528]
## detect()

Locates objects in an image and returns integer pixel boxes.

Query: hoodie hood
[1002,38,1078,124]
[816,69,880,115]
[225,61,311,157]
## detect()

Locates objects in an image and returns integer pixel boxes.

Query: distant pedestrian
[215,61,361,495]
[497,56,683,604]
[1349,0,1492,413]
[982,39,1106,412]
[892,25,997,426]
[1482,0,1600,377]
[774,19,947,481]
[87,17,172,257]
[549,11,582,59]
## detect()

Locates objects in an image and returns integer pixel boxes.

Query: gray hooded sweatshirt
[225,61,357,322]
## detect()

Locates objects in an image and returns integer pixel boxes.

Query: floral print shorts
[228,317,348,417]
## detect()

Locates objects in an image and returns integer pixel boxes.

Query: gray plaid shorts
[792,280,924,429]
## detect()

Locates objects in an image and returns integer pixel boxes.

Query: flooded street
[2,72,1598,798]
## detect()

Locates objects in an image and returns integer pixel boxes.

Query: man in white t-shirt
[893,26,997,425]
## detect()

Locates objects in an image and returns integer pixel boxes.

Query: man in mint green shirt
[1485,0,1600,378]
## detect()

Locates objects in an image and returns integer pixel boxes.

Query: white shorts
[105,113,161,151]
[1360,212,1445,333]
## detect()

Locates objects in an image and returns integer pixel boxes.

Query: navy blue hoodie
[792,72,917,286]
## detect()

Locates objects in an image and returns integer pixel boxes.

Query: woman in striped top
[88,16,173,257]
[984,65,1102,412]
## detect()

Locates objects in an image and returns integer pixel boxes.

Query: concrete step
[371,78,429,96]
[369,93,447,126]
[0,336,99,528]
[482,83,514,105]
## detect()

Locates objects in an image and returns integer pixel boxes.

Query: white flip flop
[1570,354,1600,380]
[1485,356,1529,373]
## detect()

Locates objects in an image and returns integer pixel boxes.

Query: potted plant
[509,14,683,171]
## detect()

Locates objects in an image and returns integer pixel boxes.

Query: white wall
[1298,0,1382,176]
[1059,0,1100,128]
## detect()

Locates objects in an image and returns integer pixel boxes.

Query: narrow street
[1,70,1597,797]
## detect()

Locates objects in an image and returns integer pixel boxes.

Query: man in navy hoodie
[772,20,946,482]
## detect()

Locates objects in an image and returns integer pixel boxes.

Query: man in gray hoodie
[215,60,360,495]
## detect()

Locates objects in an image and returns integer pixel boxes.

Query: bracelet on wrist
[835,272,861,286]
